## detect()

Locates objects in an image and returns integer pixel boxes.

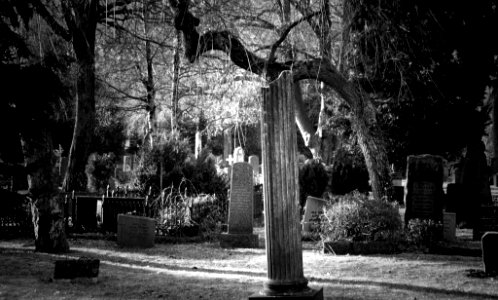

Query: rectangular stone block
[117,214,155,248]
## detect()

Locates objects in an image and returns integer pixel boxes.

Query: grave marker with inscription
[220,162,258,248]
[117,214,155,248]
[302,196,327,233]
[404,154,444,224]
[443,212,456,241]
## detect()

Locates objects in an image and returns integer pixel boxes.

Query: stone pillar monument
[249,72,323,299]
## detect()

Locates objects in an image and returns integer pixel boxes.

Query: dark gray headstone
[227,162,253,234]
[405,155,444,224]
[443,212,456,241]
[482,231,498,275]
[117,214,155,248]
[302,196,327,233]
[220,162,258,248]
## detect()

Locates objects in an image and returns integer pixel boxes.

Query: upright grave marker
[302,196,327,233]
[404,154,444,224]
[117,214,155,248]
[249,71,323,299]
[443,212,456,241]
[482,231,498,275]
[220,162,258,248]
[234,146,245,163]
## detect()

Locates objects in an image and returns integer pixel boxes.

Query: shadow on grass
[2,244,497,300]
[308,276,498,300]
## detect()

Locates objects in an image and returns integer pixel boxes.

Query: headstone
[443,212,456,241]
[481,231,498,275]
[248,155,260,184]
[404,154,444,224]
[223,128,233,160]
[220,162,258,248]
[234,147,245,163]
[195,131,202,158]
[117,214,155,248]
[248,155,260,177]
[474,205,498,240]
[302,196,327,233]
[123,155,132,172]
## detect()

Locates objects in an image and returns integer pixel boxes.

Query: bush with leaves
[85,152,116,193]
[320,191,402,242]
[299,159,329,209]
[405,218,443,250]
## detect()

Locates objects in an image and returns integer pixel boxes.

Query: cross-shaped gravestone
[226,154,235,165]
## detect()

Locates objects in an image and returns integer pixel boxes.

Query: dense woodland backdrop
[1,0,498,252]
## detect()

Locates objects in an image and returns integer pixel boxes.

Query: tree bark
[61,0,98,192]
[20,128,69,253]
[170,29,181,132]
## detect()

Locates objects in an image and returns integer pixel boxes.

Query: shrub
[320,191,402,242]
[85,152,116,193]
[405,218,443,249]
[299,159,329,209]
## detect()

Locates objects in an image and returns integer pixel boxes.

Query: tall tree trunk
[20,128,69,253]
[62,1,98,192]
[171,30,181,132]
[142,6,158,150]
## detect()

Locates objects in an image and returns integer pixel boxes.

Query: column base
[219,233,259,248]
[249,287,323,299]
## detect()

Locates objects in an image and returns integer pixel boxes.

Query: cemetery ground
[1,228,498,300]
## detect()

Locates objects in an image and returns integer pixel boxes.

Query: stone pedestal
[249,71,323,299]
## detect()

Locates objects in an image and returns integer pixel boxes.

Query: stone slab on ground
[53,258,100,279]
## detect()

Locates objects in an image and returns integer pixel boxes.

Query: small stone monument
[248,155,260,184]
[481,231,498,275]
[220,162,258,248]
[302,196,327,233]
[443,212,456,241]
[234,146,245,163]
[117,214,155,248]
[195,131,202,158]
[404,154,444,224]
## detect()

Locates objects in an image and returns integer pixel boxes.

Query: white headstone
[195,131,202,158]
[248,155,260,176]
[233,147,245,163]
[302,196,327,233]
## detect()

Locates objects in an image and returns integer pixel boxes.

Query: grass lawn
[0,229,497,300]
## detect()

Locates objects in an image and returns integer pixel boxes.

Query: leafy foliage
[405,218,443,250]
[85,152,117,193]
[320,191,402,242]
[299,159,329,209]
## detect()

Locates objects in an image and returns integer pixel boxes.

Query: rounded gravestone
[482,231,498,275]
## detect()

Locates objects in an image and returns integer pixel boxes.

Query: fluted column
[250,71,323,299]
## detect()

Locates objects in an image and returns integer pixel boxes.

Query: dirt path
[0,236,497,300]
